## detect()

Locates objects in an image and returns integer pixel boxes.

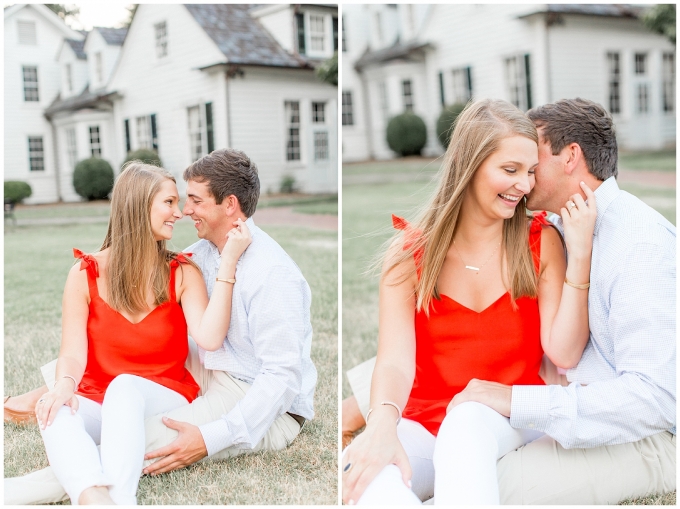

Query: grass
[618,150,676,172]
[4,216,338,505]
[342,158,675,505]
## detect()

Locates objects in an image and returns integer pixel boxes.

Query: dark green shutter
[524,54,532,110]
[296,13,305,54]
[333,17,338,52]
[466,66,473,100]
[124,119,131,153]
[438,72,445,107]
[150,114,158,150]
[205,102,214,154]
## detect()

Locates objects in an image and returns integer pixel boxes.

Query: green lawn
[618,150,676,172]
[4,216,338,505]
[342,158,675,505]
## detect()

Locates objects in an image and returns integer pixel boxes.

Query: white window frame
[606,52,621,114]
[155,21,168,58]
[303,12,332,59]
[136,116,151,149]
[662,52,675,113]
[66,127,77,169]
[402,79,414,112]
[89,126,102,158]
[342,91,354,126]
[312,102,326,124]
[312,101,328,161]
[18,20,37,45]
[187,105,205,162]
[285,101,301,162]
[504,55,530,111]
[28,136,45,172]
[632,52,650,116]
[634,53,647,75]
[313,131,329,161]
[636,83,650,114]
[452,67,472,105]
[22,65,39,102]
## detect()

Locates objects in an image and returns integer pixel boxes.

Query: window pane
[312,102,325,123]
[310,14,326,52]
[342,91,354,126]
[23,66,39,102]
[402,79,414,112]
[89,126,101,158]
[607,52,621,114]
[28,136,44,171]
[136,116,151,149]
[155,22,167,58]
[187,106,204,162]
[314,131,329,160]
[285,101,301,161]
[663,53,675,113]
[66,128,77,169]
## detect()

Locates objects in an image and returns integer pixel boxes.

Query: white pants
[354,402,543,505]
[40,374,188,505]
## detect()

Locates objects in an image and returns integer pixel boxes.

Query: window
[309,14,326,52]
[187,106,205,162]
[312,102,325,123]
[95,52,103,84]
[314,132,329,160]
[342,91,354,126]
[285,101,301,161]
[296,13,305,54]
[155,21,167,58]
[66,128,77,169]
[505,54,532,111]
[332,17,338,52]
[452,67,473,104]
[22,66,39,102]
[136,116,151,149]
[607,52,621,114]
[28,136,44,172]
[65,63,73,93]
[342,16,347,52]
[634,53,647,75]
[380,81,390,122]
[637,84,649,114]
[89,126,101,157]
[17,20,36,45]
[402,79,414,112]
[662,52,675,113]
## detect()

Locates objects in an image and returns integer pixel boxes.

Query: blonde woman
[341,99,596,505]
[31,163,250,505]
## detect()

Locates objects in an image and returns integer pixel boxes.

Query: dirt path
[617,168,675,188]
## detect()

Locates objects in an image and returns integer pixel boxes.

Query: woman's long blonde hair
[100,162,182,314]
[385,99,539,313]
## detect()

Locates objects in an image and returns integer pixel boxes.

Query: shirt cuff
[510,385,551,432]
[198,419,232,457]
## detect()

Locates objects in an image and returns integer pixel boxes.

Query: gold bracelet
[216,277,236,284]
[564,277,590,290]
[61,375,78,392]
[366,401,402,425]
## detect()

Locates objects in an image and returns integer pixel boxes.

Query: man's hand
[142,417,208,475]
[446,379,512,417]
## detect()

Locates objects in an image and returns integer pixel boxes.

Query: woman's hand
[35,378,79,430]
[342,413,411,505]
[560,181,597,261]
[220,219,252,263]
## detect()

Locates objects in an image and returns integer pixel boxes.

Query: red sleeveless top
[396,213,550,436]
[73,249,200,404]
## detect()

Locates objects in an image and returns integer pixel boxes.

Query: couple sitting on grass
[341,98,675,505]
[4,148,317,505]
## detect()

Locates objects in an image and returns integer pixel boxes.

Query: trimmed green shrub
[4,181,32,204]
[280,175,297,194]
[73,158,114,200]
[123,148,162,167]
[386,112,427,157]
[436,103,466,149]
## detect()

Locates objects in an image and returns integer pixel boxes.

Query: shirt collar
[206,217,258,259]
[592,176,620,237]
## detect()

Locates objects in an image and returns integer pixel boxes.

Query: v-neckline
[438,291,509,315]
[93,295,171,325]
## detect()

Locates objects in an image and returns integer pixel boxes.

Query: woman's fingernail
[408,479,412,488]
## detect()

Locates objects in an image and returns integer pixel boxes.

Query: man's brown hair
[527,98,618,180]
[183,148,260,217]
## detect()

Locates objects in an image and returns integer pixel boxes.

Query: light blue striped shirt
[511,177,676,448]
[185,217,317,456]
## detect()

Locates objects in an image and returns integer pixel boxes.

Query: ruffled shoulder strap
[528,211,552,274]
[392,215,424,279]
[73,248,99,297]
[169,252,193,302]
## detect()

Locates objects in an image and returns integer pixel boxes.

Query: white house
[4,4,84,203]
[342,4,676,162]
[5,4,338,204]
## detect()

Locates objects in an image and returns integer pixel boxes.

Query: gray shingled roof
[44,85,115,117]
[184,4,311,68]
[355,40,432,70]
[66,38,87,60]
[94,26,128,45]
[519,4,643,19]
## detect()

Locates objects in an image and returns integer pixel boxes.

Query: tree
[316,52,338,86]
[45,4,80,24]
[643,4,675,45]
[123,5,138,28]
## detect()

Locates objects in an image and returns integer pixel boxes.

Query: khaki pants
[346,357,676,504]
[5,340,301,505]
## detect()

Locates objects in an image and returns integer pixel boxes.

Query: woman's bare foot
[5,386,49,412]
[79,486,115,505]
[342,396,366,449]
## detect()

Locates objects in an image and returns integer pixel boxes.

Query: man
[5,149,317,504]
[449,98,675,504]
[343,98,675,504]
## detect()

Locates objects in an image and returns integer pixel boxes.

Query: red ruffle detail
[73,248,99,278]
[169,252,193,268]
[530,211,550,234]
[392,215,424,278]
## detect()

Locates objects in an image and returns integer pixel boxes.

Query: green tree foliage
[643,4,676,45]
[124,5,138,28]
[386,112,428,157]
[123,148,162,168]
[436,103,467,149]
[316,52,338,86]
[45,4,80,24]
[4,181,32,204]
[73,158,115,201]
